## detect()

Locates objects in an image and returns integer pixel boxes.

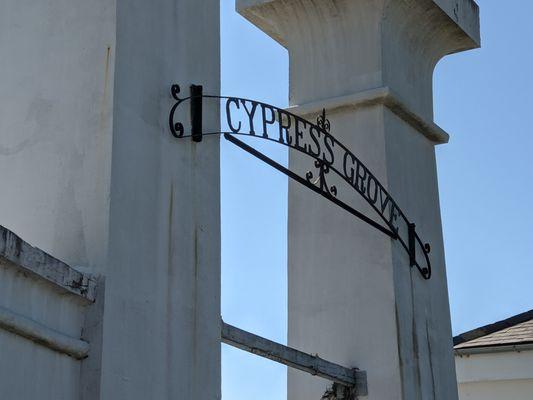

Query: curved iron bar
[169,85,432,279]
[169,85,193,138]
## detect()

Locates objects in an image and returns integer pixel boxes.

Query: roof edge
[453,309,533,347]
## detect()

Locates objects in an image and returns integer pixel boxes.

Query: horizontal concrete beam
[0,225,97,302]
[221,320,368,396]
[0,304,89,359]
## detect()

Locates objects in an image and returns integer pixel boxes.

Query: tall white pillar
[99,2,221,399]
[0,1,220,399]
[237,0,480,399]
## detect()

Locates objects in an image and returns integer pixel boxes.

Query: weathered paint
[222,320,368,395]
[0,0,220,399]
[0,234,90,399]
[236,0,480,399]
[0,0,116,270]
[0,305,89,359]
[0,225,97,301]
[455,349,533,400]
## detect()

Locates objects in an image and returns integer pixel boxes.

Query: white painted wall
[0,1,221,399]
[99,1,220,398]
[0,0,115,270]
[0,2,114,398]
[458,380,533,400]
[456,350,533,400]
[0,260,88,400]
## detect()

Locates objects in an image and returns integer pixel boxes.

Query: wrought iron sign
[169,84,432,279]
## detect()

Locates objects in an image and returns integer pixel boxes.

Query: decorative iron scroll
[169,84,432,279]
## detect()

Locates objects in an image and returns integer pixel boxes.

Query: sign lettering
[169,84,432,279]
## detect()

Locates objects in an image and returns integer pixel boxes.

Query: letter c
[226,98,242,133]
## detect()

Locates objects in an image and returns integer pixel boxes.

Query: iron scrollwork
[169,84,185,138]
[169,84,432,280]
[306,109,337,198]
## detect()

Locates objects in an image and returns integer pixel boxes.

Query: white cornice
[287,86,450,144]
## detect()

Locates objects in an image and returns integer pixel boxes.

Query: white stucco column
[237,1,480,399]
[0,1,220,399]
[98,2,221,399]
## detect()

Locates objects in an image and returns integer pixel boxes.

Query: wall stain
[410,270,422,400]
[426,320,437,399]
[166,181,174,398]
[191,226,199,399]
[395,305,406,398]
[100,46,111,131]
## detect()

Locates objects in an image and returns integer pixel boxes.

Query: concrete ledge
[237,0,480,50]
[432,0,481,47]
[287,86,450,144]
[0,304,90,359]
[0,225,97,302]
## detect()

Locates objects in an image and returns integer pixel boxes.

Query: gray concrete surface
[0,226,94,399]
[99,1,220,399]
[0,1,221,399]
[237,0,480,399]
[0,0,115,270]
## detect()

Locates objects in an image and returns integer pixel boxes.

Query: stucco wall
[0,264,87,400]
[0,330,81,400]
[0,0,116,269]
[0,1,221,399]
[0,226,96,400]
[456,350,533,400]
[99,0,221,398]
[458,379,533,400]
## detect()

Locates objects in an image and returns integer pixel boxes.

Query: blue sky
[220,1,533,398]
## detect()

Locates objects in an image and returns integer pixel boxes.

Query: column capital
[237,0,480,48]
[237,0,480,131]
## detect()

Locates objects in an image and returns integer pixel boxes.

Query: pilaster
[237,0,480,398]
